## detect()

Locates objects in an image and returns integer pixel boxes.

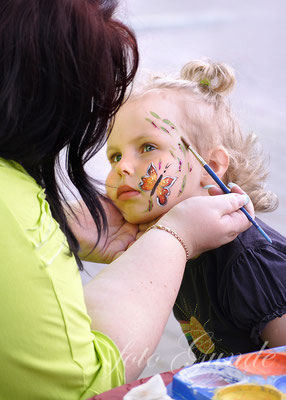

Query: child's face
[105,91,207,224]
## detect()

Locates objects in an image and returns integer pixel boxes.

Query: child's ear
[200,147,229,186]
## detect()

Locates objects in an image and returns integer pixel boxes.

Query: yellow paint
[213,384,285,400]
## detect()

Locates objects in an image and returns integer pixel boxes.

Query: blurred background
[80,0,286,377]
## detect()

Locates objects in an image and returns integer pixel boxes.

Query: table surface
[89,346,286,400]
[88,369,180,400]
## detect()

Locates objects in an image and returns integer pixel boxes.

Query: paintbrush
[180,136,272,243]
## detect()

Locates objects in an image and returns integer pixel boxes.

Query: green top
[0,158,125,400]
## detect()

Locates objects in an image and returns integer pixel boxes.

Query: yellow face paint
[213,384,283,400]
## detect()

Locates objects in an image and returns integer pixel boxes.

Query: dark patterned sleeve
[220,244,286,345]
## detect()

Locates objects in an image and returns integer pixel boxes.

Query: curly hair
[0,0,139,268]
[131,59,278,213]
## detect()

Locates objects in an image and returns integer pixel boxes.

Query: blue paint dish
[274,376,286,394]
[171,362,246,400]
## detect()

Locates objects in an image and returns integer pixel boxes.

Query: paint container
[275,376,286,394]
[213,383,284,400]
[234,351,286,377]
[171,362,246,400]
[178,362,245,387]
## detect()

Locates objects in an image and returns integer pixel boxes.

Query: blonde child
[105,59,286,362]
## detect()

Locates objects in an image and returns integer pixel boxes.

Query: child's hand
[67,198,139,263]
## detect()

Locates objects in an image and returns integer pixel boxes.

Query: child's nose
[115,157,135,176]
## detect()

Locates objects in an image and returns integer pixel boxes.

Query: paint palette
[167,346,286,399]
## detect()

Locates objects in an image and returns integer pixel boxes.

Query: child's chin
[124,213,157,225]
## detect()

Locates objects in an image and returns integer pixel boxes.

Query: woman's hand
[156,190,253,258]
[67,198,138,263]
[68,184,253,263]
[114,185,254,259]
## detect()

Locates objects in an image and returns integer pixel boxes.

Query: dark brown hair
[0,0,139,267]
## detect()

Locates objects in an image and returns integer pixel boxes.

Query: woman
[0,1,252,399]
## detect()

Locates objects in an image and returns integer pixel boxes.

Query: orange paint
[234,351,286,376]
[213,383,283,400]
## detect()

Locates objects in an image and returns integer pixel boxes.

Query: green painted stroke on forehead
[160,126,171,135]
[145,111,177,135]
[150,111,161,119]
[149,111,177,130]
[162,119,177,130]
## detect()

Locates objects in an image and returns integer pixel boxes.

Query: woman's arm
[84,193,252,382]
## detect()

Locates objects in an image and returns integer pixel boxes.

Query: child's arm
[261,314,286,347]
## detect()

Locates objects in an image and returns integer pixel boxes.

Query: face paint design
[160,126,171,135]
[163,119,176,129]
[177,157,182,172]
[145,111,177,136]
[178,175,187,197]
[169,149,176,159]
[178,142,186,156]
[145,117,159,129]
[150,111,161,119]
[147,198,154,212]
[139,162,177,207]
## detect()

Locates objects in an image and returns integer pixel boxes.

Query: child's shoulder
[215,219,286,335]
[204,217,286,274]
[236,217,286,254]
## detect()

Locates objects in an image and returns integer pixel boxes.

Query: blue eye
[111,153,122,163]
[143,144,156,153]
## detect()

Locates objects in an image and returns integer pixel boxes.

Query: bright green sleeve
[0,159,125,400]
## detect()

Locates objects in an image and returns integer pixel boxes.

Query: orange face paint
[213,383,283,400]
[234,352,286,376]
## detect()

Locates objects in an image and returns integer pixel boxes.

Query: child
[105,59,286,362]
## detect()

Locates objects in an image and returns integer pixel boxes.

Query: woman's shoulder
[0,158,44,226]
[0,157,41,192]
[0,158,67,259]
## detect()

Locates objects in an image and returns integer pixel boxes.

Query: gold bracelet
[145,224,189,261]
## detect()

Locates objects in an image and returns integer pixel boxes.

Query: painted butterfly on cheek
[139,162,177,206]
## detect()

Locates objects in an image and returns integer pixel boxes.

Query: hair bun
[180,59,236,95]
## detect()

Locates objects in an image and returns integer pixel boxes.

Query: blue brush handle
[204,164,272,243]
[204,164,231,194]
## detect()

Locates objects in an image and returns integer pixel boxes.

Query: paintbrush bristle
[180,136,206,166]
[180,136,191,150]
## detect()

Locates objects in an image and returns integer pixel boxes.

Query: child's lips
[117,185,140,200]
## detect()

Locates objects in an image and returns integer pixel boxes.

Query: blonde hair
[131,59,278,213]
